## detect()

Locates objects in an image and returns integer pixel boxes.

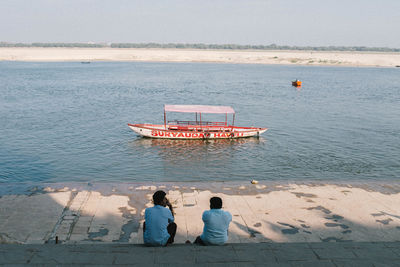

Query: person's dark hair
[153,190,166,205]
[210,197,222,209]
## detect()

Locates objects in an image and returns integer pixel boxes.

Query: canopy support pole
[232,114,235,130]
[164,110,166,130]
[225,113,227,126]
[200,113,202,130]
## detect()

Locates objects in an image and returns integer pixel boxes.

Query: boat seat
[177,126,189,130]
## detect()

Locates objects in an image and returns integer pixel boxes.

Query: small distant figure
[143,190,177,246]
[194,197,232,245]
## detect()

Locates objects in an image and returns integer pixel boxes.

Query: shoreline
[1,47,400,67]
[2,180,400,196]
[1,181,399,244]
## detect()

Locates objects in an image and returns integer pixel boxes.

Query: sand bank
[1,182,399,244]
[1,48,400,67]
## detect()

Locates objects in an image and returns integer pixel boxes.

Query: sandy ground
[1,182,399,244]
[1,48,400,67]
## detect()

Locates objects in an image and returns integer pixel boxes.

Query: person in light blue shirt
[194,197,232,245]
[143,190,176,246]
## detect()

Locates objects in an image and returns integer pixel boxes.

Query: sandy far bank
[1,47,400,67]
[1,182,400,244]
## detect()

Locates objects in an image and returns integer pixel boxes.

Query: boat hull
[128,124,267,139]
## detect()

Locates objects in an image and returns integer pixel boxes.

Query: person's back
[144,205,173,246]
[195,197,232,245]
[143,190,176,246]
[201,208,232,245]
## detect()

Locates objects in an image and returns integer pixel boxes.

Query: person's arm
[226,211,232,238]
[143,208,148,232]
[202,210,209,223]
[165,198,174,217]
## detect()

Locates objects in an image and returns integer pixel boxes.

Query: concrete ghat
[1,183,400,244]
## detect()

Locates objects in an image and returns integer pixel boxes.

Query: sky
[1,0,399,47]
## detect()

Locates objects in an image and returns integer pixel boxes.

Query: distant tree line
[0,42,107,48]
[1,42,399,52]
[110,43,400,52]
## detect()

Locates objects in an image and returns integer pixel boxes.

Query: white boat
[128,105,267,139]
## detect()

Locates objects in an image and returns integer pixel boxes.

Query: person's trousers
[143,222,177,245]
[166,222,177,244]
[194,235,206,246]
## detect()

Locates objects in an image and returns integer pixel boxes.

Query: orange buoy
[292,80,302,87]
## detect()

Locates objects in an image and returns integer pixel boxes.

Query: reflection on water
[134,136,264,147]
[125,136,269,181]
[128,137,266,165]
[126,136,268,181]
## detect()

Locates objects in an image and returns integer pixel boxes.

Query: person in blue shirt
[194,197,232,245]
[143,190,176,246]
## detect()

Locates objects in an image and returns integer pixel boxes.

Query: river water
[1,62,399,184]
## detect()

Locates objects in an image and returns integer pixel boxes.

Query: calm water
[0,62,399,184]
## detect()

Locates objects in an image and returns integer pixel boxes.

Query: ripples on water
[0,62,399,183]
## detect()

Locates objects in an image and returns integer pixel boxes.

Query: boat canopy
[164,105,235,114]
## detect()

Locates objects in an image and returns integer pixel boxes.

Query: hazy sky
[1,0,399,47]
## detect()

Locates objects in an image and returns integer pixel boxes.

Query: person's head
[153,190,167,206]
[210,197,222,209]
